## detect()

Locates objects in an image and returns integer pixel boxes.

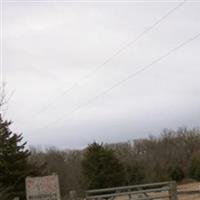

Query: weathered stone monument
[25,174,61,200]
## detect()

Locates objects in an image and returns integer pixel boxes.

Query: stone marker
[26,174,61,200]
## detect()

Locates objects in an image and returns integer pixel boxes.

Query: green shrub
[168,166,184,181]
[82,142,125,189]
[125,163,145,185]
[190,152,200,180]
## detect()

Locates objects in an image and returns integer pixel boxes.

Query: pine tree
[0,117,30,199]
[82,142,125,189]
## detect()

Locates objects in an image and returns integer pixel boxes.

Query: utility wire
[32,0,186,117]
[36,32,200,131]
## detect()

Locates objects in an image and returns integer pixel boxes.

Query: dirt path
[178,182,200,200]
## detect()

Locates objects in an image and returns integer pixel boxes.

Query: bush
[189,152,200,180]
[125,162,145,185]
[168,166,184,181]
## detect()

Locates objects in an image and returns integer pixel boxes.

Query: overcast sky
[2,0,200,149]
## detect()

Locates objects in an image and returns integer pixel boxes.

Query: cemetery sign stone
[26,175,61,200]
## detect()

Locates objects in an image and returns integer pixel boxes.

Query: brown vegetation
[28,128,200,199]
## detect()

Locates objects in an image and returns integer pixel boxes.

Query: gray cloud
[4,0,200,149]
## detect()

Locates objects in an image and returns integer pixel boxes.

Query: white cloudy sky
[2,0,200,149]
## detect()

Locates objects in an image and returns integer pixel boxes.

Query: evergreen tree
[189,152,200,180]
[0,117,30,199]
[168,166,184,182]
[82,142,125,189]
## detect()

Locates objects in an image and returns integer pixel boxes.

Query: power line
[32,0,186,118]
[36,32,200,131]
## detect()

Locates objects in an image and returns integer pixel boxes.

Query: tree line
[1,115,200,199]
[30,128,200,199]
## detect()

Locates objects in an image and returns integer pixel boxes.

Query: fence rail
[86,181,177,200]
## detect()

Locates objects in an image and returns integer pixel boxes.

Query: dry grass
[114,182,200,200]
[178,182,200,191]
[179,194,200,200]
[177,182,200,200]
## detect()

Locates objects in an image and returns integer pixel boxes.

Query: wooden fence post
[169,181,177,200]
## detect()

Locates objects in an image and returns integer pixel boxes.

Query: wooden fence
[86,181,177,200]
